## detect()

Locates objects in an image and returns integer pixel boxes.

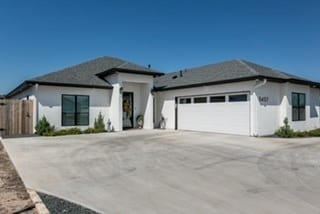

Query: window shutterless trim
[61,94,90,126]
[291,92,306,121]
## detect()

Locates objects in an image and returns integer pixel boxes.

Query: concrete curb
[27,189,50,214]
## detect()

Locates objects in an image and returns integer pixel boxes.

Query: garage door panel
[178,102,249,135]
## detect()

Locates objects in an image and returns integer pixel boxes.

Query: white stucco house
[7,56,320,136]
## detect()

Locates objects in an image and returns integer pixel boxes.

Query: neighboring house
[7,56,320,136]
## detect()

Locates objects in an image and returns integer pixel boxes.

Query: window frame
[228,94,248,102]
[292,92,306,121]
[210,95,226,103]
[179,97,192,104]
[62,94,90,126]
[193,97,207,104]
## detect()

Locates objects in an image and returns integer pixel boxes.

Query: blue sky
[1,0,319,94]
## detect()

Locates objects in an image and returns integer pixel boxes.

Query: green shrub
[294,131,309,138]
[35,116,55,136]
[309,129,320,137]
[275,118,295,138]
[275,118,320,138]
[55,128,82,136]
[94,112,105,132]
[83,128,97,134]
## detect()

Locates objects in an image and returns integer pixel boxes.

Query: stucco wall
[254,82,282,136]
[36,85,111,130]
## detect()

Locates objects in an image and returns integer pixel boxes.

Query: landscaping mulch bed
[0,142,36,214]
[37,192,99,214]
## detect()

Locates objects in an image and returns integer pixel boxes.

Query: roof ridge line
[237,59,259,75]
[116,61,129,68]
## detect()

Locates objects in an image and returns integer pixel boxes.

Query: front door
[123,92,134,129]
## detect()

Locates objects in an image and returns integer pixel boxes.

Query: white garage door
[177,93,250,135]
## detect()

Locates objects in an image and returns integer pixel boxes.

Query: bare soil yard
[0,141,36,214]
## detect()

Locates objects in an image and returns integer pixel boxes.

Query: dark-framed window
[229,94,248,102]
[210,96,226,103]
[179,98,192,104]
[194,97,207,103]
[62,95,89,126]
[292,93,306,121]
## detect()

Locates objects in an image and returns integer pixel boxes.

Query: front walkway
[3,130,320,213]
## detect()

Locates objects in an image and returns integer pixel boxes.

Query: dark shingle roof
[30,56,161,88]
[154,59,318,90]
[7,56,163,98]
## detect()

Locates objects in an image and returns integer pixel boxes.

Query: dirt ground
[0,141,36,214]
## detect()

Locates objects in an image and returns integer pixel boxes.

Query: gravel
[37,192,100,214]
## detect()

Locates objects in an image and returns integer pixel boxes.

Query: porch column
[143,83,154,129]
[110,83,122,131]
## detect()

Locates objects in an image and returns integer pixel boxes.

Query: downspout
[250,78,267,136]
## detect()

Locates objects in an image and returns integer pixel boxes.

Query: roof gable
[7,56,163,97]
[30,56,160,88]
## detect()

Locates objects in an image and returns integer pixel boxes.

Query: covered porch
[104,71,156,131]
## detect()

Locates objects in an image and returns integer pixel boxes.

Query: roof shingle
[154,59,317,90]
[30,56,160,88]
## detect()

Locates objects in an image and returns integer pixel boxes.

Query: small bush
[94,112,105,132]
[275,118,295,138]
[275,118,320,138]
[83,128,97,134]
[309,129,320,137]
[43,128,82,136]
[294,131,309,138]
[35,116,55,136]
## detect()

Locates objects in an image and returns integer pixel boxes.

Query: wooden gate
[0,99,34,137]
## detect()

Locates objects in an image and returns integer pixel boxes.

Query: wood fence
[0,99,34,137]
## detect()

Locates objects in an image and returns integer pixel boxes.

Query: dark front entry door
[123,92,134,129]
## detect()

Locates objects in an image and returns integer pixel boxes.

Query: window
[62,95,89,126]
[179,98,191,104]
[292,93,306,121]
[229,94,248,102]
[194,97,207,103]
[210,96,226,103]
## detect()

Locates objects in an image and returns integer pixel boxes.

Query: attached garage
[176,93,250,135]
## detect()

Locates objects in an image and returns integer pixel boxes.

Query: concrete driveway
[3,130,320,214]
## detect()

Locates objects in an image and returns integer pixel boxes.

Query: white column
[143,83,154,129]
[109,83,122,131]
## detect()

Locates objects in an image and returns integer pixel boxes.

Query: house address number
[259,96,269,104]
